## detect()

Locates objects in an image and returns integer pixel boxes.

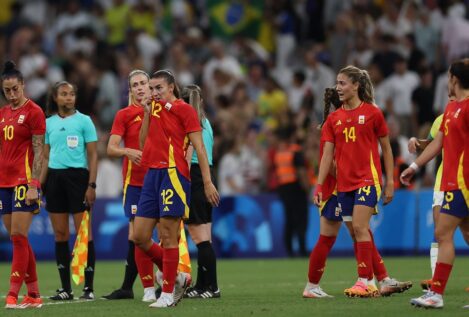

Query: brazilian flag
[208,0,263,39]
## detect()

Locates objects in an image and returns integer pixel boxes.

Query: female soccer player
[314,66,395,298]
[103,69,156,302]
[306,88,411,298]
[181,85,220,299]
[1,61,45,309]
[41,81,98,300]
[402,58,469,309]
[134,70,219,308]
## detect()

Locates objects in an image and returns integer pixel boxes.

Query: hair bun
[2,61,17,75]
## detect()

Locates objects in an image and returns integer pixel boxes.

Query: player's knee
[54,230,69,241]
[434,228,449,243]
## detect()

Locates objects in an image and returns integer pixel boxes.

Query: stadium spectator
[41,80,98,301]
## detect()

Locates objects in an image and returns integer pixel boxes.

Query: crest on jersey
[358,115,365,124]
[18,115,25,124]
[454,108,461,118]
[164,102,172,111]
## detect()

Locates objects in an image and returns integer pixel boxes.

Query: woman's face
[2,77,24,107]
[149,77,173,101]
[129,73,150,105]
[55,84,76,111]
[336,73,358,102]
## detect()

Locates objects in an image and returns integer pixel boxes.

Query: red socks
[141,242,163,271]
[431,262,453,295]
[369,229,388,281]
[135,246,155,288]
[162,248,179,293]
[24,242,40,298]
[308,235,336,284]
[9,235,29,298]
[356,241,373,280]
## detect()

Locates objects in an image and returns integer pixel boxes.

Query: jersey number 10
[3,125,14,141]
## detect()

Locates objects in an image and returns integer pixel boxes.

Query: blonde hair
[181,84,206,126]
[338,65,374,104]
[128,69,149,105]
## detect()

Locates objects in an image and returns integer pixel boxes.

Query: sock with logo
[121,240,138,290]
[369,229,388,281]
[84,240,95,290]
[431,262,453,295]
[135,245,155,288]
[356,241,373,280]
[55,241,71,292]
[162,248,178,293]
[24,242,40,298]
[308,235,336,284]
[8,234,29,298]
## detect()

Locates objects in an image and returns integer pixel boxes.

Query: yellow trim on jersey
[25,148,31,182]
[369,151,382,199]
[122,160,132,205]
[168,138,176,168]
[168,168,190,219]
[457,152,469,206]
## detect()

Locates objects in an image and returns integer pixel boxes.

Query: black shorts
[185,164,214,225]
[45,168,89,214]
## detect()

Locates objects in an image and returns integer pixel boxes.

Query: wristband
[409,162,419,172]
[313,184,323,197]
[28,179,41,189]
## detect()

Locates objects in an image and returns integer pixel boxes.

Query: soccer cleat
[199,289,221,299]
[184,286,203,298]
[149,292,175,308]
[101,288,134,300]
[50,289,74,300]
[410,291,443,308]
[80,287,95,300]
[173,272,191,305]
[367,285,381,298]
[5,295,18,309]
[142,287,156,302]
[18,295,43,308]
[379,278,413,296]
[303,284,333,298]
[344,280,370,298]
[420,279,432,290]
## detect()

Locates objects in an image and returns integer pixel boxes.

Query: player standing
[1,61,45,309]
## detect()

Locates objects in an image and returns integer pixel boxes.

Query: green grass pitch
[2,257,469,316]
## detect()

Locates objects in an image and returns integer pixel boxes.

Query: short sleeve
[110,110,126,136]
[29,106,46,135]
[374,109,388,137]
[428,115,443,140]
[322,117,335,143]
[83,115,98,143]
[178,103,201,134]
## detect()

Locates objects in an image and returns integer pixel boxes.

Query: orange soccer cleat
[18,295,43,308]
[344,280,371,298]
[420,279,432,290]
[5,295,18,309]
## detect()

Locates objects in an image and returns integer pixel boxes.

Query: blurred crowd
[1,0,468,198]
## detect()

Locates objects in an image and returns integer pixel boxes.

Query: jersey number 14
[342,127,356,143]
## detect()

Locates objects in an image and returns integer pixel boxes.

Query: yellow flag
[71,211,89,285]
[178,221,191,274]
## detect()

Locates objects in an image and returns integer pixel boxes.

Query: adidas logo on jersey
[358,196,366,202]
[60,127,65,131]
[336,120,342,126]
[134,116,142,122]
[443,203,450,210]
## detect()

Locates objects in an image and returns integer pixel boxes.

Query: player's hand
[141,94,152,114]
[382,181,394,205]
[204,182,220,207]
[400,167,416,186]
[312,184,323,207]
[84,187,96,209]
[25,187,39,206]
[125,148,142,165]
[408,137,420,154]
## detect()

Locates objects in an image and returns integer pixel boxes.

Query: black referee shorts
[185,164,214,225]
[45,168,89,214]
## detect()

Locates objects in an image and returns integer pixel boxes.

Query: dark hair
[449,58,469,89]
[46,81,76,116]
[339,65,374,104]
[1,61,23,83]
[319,88,341,128]
[151,69,180,98]
[181,84,206,126]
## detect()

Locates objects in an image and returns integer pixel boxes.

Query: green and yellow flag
[71,211,89,285]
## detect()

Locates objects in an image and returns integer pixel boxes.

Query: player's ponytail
[151,69,181,98]
[1,60,23,83]
[182,84,206,127]
[338,65,375,104]
[319,87,340,129]
[128,69,149,105]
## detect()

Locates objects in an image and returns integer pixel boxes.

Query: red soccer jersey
[0,100,46,187]
[439,99,469,191]
[110,104,148,187]
[141,99,201,180]
[322,102,388,192]
[319,131,337,201]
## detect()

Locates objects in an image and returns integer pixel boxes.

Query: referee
[40,81,98,301]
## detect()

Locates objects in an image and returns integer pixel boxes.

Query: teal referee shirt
[45,111,98,169]
[191,118,213,166]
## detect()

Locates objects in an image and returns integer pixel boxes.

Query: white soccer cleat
[149,292,174,308]
[410,291,443,309]
[142,287,156,302]
[173,272,192,305]
[303,284,333,298]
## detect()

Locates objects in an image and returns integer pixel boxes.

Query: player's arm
[379,135,394,205]
[313,141,334,206]
[108,134,142,165]
[400,131,443,186]
[26,134,45,205]
[408,137,431,153]
[188,131,219,207]
[39,144,50,188]
[139,99,152,150]
[85,141,98,208]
